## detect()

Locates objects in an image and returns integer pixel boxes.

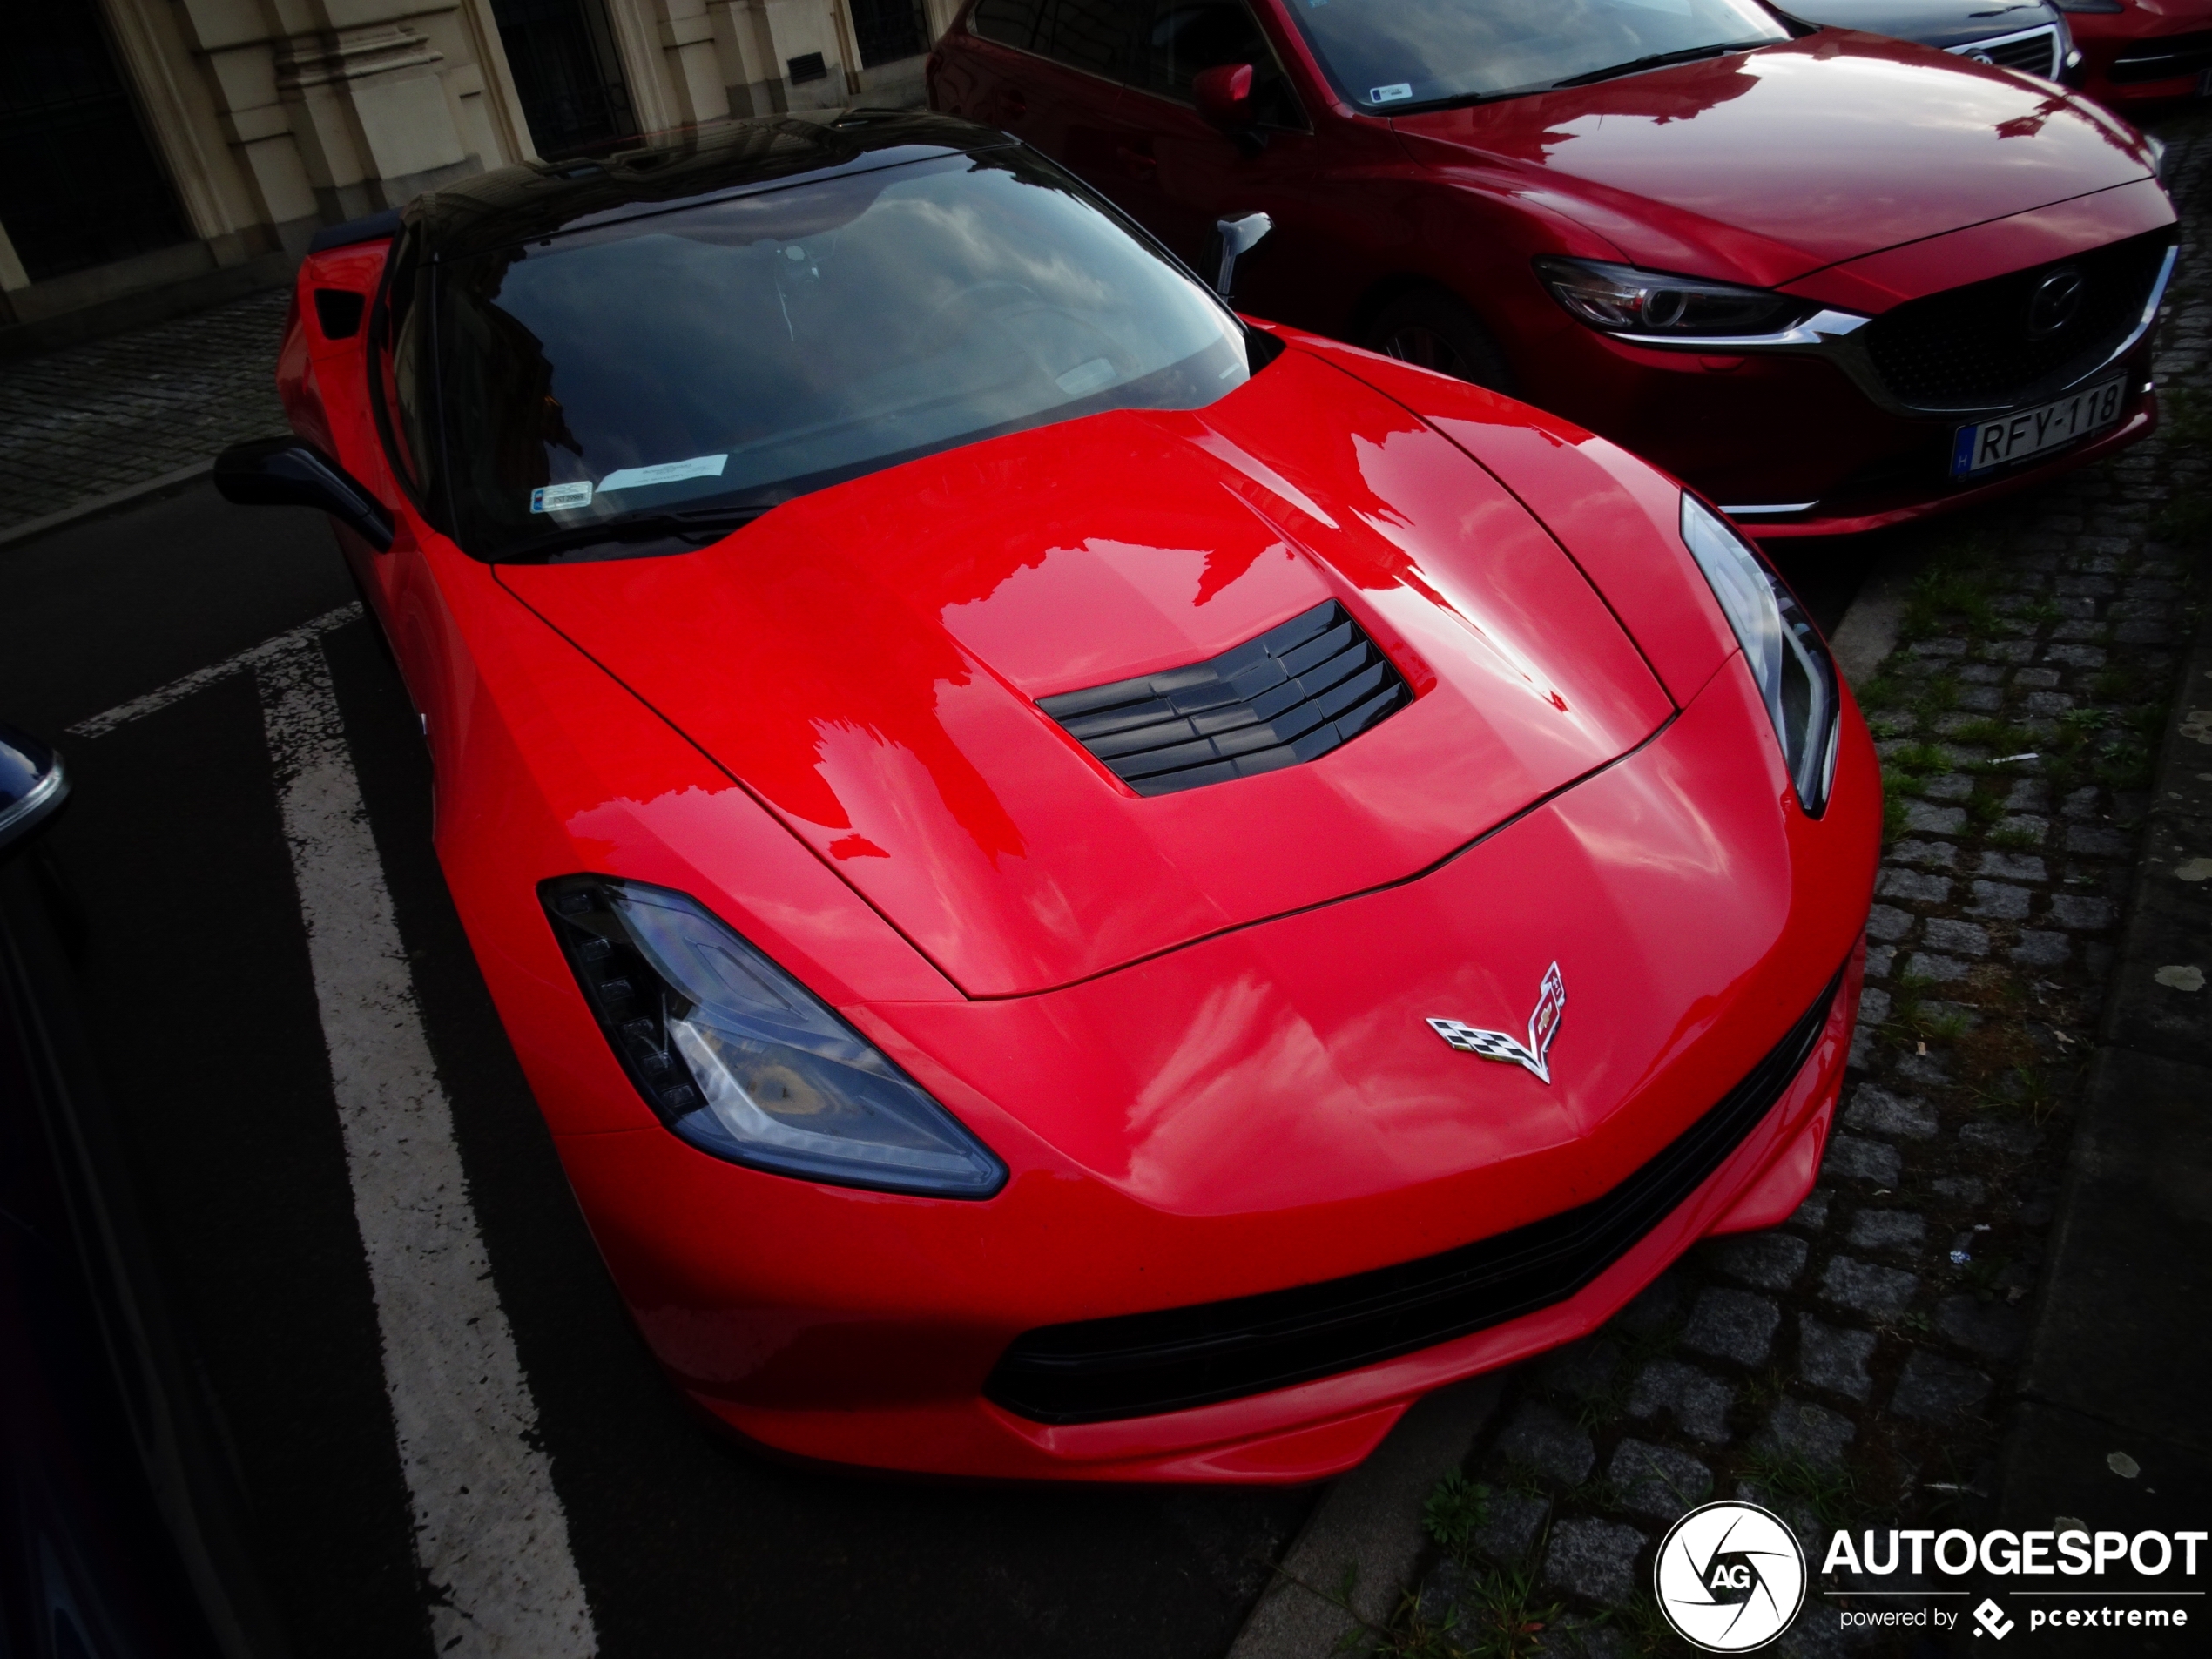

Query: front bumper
[535,663,1879,1481]
[2071,15,2212,108]
[1514,191,2173,539]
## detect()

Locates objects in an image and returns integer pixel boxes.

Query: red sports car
[927,0,2177,538]
[2059,0,2212,113]
[215,113,1878,1482]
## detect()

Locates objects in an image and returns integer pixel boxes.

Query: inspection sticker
[1370,83,1413,103]
[597,453,729,493]
[529,481,593,513]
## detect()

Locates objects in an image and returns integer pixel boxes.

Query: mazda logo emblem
[2027,266,2086,338]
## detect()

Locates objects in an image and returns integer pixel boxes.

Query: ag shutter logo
[1654,1501,1808,1651]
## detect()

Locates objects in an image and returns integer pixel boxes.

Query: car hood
[1778,0,2058,51]
[498,347,1673,998]
[1389,32,2155,288]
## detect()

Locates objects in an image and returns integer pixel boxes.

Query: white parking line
[67,602,362,738]
[78,617,598,1656]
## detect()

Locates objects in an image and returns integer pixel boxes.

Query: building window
[851,0,932,67]
[0,0,189,283]
[490,0,639,159]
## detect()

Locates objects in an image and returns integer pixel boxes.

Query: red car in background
[2060,0,2212,113]
[213,114,1878,1481]
[928,0,2177,537]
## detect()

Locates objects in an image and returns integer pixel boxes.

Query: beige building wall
[0,0,954,347]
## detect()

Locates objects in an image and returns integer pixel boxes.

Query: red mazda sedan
[2061,0,2212,114]
[928,0,2177,537]
[217,113,1878,1481]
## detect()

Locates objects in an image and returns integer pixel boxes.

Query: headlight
[1679,496,1840,816]
[543,877,1006,1197]
[1534,257,1811,340]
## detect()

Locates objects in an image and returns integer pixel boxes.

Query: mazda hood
[1390,32,2159,288]
[499,348,1673,998]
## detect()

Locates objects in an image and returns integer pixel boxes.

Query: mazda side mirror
[1194,63,1259,134]
[1211,212,1272,300]
[213,436,395,552]
[0,726,67,859]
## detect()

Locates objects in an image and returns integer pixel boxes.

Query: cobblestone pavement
[1399,113,2212,1659]
[0,287,290,534]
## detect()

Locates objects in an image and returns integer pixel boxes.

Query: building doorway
[490,0,639,158]
[0,0,190,283]
[851,0,932,67]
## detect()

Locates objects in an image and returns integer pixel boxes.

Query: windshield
[434,148,1253,561]
[1283,0,1791,111]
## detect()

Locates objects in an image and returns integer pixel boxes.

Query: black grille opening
[1038,601,1412,797]
[1861,229,2173,410]
[985,964,1845,1424]
[2111,29,2212,84]
[1976,29,2059,77]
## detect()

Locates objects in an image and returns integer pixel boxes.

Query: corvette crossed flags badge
[1430,962,1567,1084]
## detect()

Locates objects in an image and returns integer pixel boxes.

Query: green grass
[1898,535,2002,640]
[1739,1448,1863,1534]
[1424,1474,1492,1564]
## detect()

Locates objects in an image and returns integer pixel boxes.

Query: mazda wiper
[498,503,775,563]
[1552,41,1767,88]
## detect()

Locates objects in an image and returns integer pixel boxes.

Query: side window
[1134,0,1304,125]
[369,232,440,507]
[970,0,1045,49]
[1038,0,1142,78]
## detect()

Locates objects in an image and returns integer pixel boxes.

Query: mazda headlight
[1535,257,1811,340]
[1679,496,1839,816]
[543,877,1005,1197]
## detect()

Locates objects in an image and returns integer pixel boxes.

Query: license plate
[1952,377,2126,478]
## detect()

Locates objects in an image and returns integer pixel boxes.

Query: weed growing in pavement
[1342,1591,1469,1659]
[2154,388,2212,544]
[1900,538,2001,638]
[1424,1473,1492,1564]
[1602,1593,1698,1656]
[1440,1563,1567,1659]
[1741,1447,1863,1534]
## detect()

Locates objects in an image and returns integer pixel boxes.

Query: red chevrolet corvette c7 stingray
[215,113,1878,1481]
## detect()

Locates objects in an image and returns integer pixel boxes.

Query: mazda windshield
[1283,0,1792,111]
[427,148,1256,562]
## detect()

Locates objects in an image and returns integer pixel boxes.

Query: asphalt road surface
[0,481,1318,1659]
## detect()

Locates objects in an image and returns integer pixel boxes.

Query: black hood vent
[1038,600,1411,796]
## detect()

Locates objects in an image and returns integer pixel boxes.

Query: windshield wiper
[498,503,775,563]
[1551,41,1765,89]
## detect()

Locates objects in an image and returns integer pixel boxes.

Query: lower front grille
[2111,29,2212,84]
[985,963,1847,1425]
[1861,229,2173,410]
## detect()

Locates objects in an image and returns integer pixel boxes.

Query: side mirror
[0,726,67,859]
[1211,212,1272,300]
[1193,63,1259,133]
[213,436,395,552]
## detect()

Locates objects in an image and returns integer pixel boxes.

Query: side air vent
[1038,601,1411,796]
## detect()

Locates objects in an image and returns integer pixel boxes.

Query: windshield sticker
[1370,83,1413,103]
[530,482,594,513]
[1055,358,1116,397]
[597,454,730,494]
